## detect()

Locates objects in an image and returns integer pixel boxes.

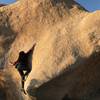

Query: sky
[0,0,100,12]
[76,0,100,11]
[0,0,15,4]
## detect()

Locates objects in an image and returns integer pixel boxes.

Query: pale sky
[0,0,15,4]
[76,0,100,11]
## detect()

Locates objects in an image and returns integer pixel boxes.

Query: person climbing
[11,43,36,94]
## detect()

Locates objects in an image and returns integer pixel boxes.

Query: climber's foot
[21,88,27,95]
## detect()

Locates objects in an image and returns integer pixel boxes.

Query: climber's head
[19,51,25,56]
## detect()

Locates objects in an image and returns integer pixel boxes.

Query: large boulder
[0,0,99,100]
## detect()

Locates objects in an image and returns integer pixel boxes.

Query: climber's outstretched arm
[26,43,36,55]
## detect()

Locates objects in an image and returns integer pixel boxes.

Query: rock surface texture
[0,0,100,100]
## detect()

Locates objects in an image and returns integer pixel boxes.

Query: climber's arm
[26,43,36,55]
[13,60,19,66]
[9,57,20,67]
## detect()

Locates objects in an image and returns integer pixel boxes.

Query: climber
[13,51,29,94]
[11,43,36,94]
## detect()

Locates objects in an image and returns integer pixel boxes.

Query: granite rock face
[0,0,100,100]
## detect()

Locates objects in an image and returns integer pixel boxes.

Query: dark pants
[16,63,31,90]
[18,68,31,88]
